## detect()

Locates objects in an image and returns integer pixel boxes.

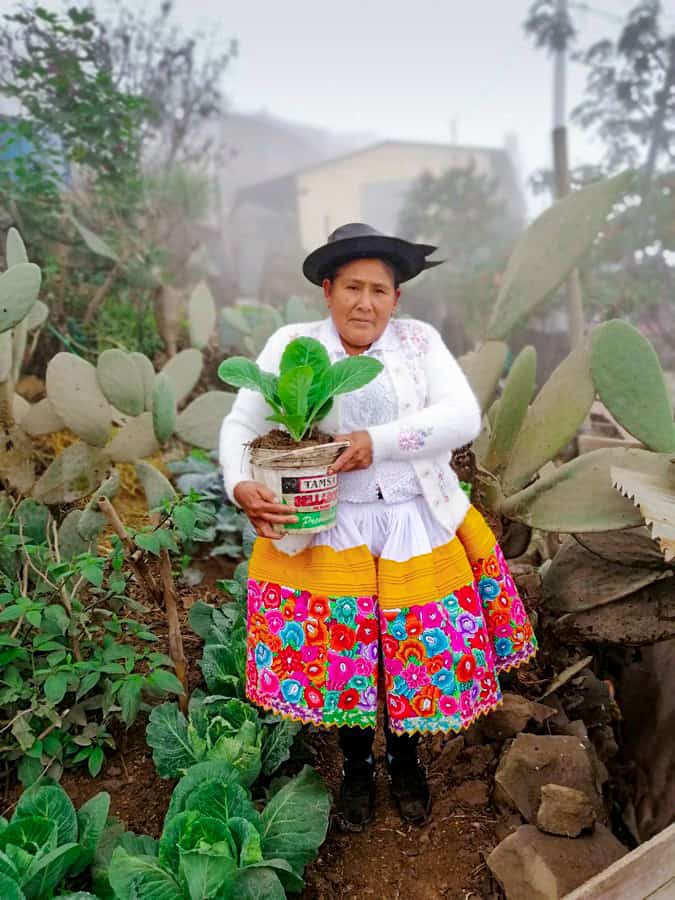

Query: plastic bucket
[250,441,349,534]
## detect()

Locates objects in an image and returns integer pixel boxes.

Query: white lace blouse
[336,344,422,504]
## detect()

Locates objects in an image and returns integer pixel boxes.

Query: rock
[494,812,524,842]
[588,724,619,761]
[554,580,675,645]
[429,734,464,772]
[561,668,615,729]
[479,692,557,740]
[487,823,627,900]
[452,780,489,807]
[494,733,606,823]
[559,719,589,740]
[536,784,597,837]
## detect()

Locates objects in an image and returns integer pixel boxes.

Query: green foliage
[501,447,674,532]
[98,763,329,899]
[96,293,164,357]
[0,782,110,899]
[175,393,235,451]
[218,337,382,441]
[188,282,217,350]
[0,5,146,235]
[591,319,675,452]
[500,338,595,495]
[485,346,537,473]
[486,171,634,340]
[147,693,300,783]
[0,505,182,784]
[220,298,323,358]
[467,319,675,532]
[168,454,249,560]
[97,350,146,417]
[397,162,522,339]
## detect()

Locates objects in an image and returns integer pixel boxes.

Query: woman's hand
[328,431,373,474]
[233,481,298,539]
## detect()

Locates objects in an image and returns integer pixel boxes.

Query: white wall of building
[296,142,497,252]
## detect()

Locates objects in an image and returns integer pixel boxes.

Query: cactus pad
[97,349,145,417]
[46,353,113,446]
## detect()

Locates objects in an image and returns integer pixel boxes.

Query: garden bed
[1,553,510,899]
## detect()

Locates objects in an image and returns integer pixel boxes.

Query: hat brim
[302,235,443,286]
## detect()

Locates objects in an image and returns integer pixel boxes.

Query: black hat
[302,222,444,286]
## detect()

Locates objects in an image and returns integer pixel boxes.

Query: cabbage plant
[218,336,383,441]
[96,761,330,899]
[0,782,110,899]
[146,694,300,783]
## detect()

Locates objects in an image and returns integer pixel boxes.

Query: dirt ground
[20,709,501,900]
[2,556,504,899]
[303,724,500,900]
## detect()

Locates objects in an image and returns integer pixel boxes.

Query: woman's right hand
[233,481,299,540]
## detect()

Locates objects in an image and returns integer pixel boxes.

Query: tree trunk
[552,0,585,350]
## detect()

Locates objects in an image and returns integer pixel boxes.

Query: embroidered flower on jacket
[398,426,433,453]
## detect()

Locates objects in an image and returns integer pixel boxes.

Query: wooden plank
[562,822,675,900]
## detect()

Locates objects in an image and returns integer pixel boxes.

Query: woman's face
[322,258,400,354]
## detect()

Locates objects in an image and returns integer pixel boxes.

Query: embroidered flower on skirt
[245,539,538,736]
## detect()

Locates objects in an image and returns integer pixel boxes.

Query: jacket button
[422,469,431,477]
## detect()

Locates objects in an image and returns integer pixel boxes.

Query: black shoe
[387,753,431,825]
[338,755,376,831]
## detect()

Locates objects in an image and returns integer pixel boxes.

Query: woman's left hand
[328,431,373,473]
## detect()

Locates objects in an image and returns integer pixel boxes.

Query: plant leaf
[233,866,286,900]
[329,356,383,396]
[73,792,111,874]
[277,366,313,420]
[13,785,77,845]
[261,720,301,776]
[502,336,595,495]
[146,703,196,778]
[611,465,675,563]
[592,319,675,452]
[259,765,331,877]
[501,448,674,532]
[109,848,184,900]
[166,762,241,821]
[486,171,633,339]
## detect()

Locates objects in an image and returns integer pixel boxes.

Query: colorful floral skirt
[246,498,537,736]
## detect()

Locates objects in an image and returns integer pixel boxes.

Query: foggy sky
[0,0,658,208]
[171,0,640,197]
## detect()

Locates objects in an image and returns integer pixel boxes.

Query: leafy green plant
[167,452,252,561]
[0,501,183,785]
[94,761,330,899]
[462,319,675,534]
[187,588,249,700]
[0,781,111,898]
[146,693,301,785]
[218,336,383,442]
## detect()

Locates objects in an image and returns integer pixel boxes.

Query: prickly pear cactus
[152,372,177,444]
[97,349,146,417]
[46,353,113,447]
[188,281,217,350]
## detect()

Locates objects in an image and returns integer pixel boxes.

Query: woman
[219,223,538,830]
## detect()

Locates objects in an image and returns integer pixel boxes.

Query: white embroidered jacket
[219,316,481,539]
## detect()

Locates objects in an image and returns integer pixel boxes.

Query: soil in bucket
[249,427,334,451]
[250,429,345,535]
